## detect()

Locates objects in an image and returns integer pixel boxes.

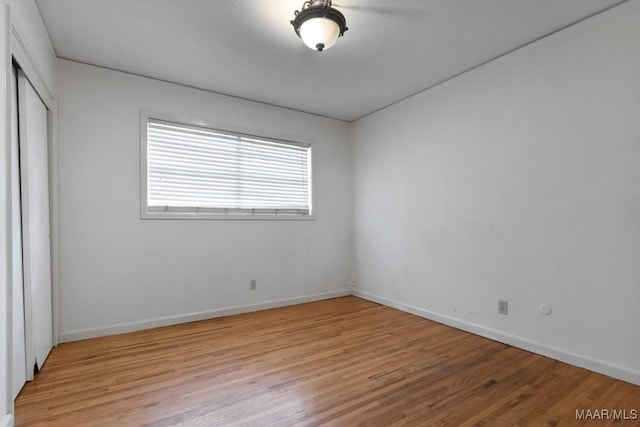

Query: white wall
[56,60,352,341]
[351,1,640,385]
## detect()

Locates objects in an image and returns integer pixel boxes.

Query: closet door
[18,69,53,376]
[11,65,27,395]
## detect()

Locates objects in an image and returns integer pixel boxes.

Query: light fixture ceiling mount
[291,0,348,52]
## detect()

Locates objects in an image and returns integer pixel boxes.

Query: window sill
[140,211,316,221]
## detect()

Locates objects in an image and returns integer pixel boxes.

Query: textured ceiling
[35,0,625,122]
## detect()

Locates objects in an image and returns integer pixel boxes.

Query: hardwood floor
[15,296,639,426]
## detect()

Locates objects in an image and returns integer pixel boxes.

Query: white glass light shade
[299,17,340,51]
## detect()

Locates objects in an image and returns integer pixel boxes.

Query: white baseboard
[353,288,640,386]
[0,414,13,427]
[59,289,350,343]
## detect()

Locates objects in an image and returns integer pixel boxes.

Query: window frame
[140,111,316,220]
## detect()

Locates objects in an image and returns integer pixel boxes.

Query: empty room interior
[1,0,640,425]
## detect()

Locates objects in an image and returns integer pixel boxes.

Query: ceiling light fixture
[291,0,348,52]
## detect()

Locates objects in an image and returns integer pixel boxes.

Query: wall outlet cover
[498,300,508,315]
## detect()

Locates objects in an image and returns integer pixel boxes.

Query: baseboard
[60,289,351,343]
[0,414,13,427]
[353,288,640,386]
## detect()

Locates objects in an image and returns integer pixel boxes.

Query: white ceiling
[35,0,625,122]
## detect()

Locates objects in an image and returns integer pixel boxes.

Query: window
[141,114,313,219]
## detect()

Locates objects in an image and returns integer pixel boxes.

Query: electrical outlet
[498,300,508,315]
[250,279,257,291]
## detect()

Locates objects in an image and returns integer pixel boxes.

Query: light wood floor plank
[14,296,640,426]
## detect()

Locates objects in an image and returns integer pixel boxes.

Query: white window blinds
[146,118,312,216]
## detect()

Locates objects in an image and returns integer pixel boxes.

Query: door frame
[1,5,12,425]
[9,11,59,350]
[2,3,58,419]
